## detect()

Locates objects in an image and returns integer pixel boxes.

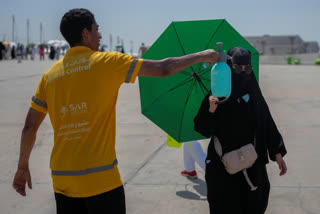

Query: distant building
[245,35,319,55]
[304,41,319,53]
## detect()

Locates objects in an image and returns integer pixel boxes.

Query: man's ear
[82,28,89,41]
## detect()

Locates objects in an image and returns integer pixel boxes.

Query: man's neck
[71,43,91,50]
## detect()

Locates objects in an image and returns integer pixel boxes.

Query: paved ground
[0,59,319,214]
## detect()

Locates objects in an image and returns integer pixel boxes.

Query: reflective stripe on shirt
[51,159,118,176]
[32,96,47,108]
[125,58,138,83]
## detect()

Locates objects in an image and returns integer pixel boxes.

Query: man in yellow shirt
[12,8,218,214]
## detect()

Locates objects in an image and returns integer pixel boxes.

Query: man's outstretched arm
[138,49,218,77]
[12,108,46,196]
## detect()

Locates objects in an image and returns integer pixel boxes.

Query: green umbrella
[139,19,259,142]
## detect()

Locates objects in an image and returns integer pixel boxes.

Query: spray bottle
[210,42,231,104]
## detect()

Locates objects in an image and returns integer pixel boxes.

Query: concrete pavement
[0,59,319,214]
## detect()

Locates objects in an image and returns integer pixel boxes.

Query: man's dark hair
[60,8,96,47]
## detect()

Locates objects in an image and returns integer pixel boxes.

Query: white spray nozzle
[203,62,209,68]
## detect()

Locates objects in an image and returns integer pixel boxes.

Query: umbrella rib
[198,80,207,96]
[205,20,226,50]
[177,79,196,141]
[195,78,208,98]
[196,20,226,73]
[198,67,211,76]
[197,78,209,94]
[142,77,193,113]
[198,76,210,82]
[169,77,194,92]
[197,65,210,75]
[172,22,195,73]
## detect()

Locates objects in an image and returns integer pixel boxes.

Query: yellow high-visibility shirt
[30,46,143,197]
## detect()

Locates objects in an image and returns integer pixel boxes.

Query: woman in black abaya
[194,47,287,214]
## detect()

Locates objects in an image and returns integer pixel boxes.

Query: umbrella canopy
[139,19,259,142]
[47,40,68,48]
[10,42,17,48]
[47,40,60,45]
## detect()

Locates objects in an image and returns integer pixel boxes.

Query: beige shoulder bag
[214,137,258,191]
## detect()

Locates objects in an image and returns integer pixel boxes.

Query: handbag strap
[242,169,258,191]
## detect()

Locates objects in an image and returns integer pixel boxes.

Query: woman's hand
[208,96,219,113]
[275,153,287,176]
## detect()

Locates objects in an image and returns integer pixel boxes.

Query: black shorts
[54,185,125,214]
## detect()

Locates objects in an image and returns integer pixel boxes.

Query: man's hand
[275,153,287,176]
[12,167,32,196]
[199,49,219,65]
[208,96,219,113]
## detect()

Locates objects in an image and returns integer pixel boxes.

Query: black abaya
[193,48,287,214]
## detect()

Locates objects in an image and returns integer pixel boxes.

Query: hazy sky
[1,0,319,53]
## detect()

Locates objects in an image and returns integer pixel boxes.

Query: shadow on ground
[176,178,207,201]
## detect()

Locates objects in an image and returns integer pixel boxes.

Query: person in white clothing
[181,140,206,179]
[31,47,37,60]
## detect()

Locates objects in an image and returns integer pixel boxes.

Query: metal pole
[109,34,112,52]
[12,15,15,42]
[27,19,30,45]
[40,22,43,44]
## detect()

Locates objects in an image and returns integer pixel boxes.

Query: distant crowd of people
[0,41,69,63]
[0,41,150,63]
